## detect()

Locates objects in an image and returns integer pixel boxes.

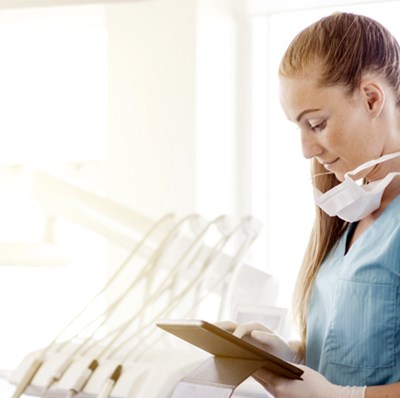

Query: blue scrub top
[306,194,400,386]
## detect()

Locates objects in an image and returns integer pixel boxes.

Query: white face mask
[314,151,400,222]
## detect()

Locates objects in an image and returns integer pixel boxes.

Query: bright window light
[0,4,109,372]
[0,5,108,165]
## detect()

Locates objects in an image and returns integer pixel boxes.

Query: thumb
[251,329,275,344]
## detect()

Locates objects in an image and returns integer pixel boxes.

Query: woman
[220,12,400,398]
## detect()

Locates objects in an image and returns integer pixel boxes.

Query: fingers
[214,320,276,345]
[213,320,237,332]
[254,367,280,385]
[252,367,280,395]
[251,329,273,340]
[232,321,273,338]
[253,366,306,397]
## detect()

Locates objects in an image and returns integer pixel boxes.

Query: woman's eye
[310,120,326,131]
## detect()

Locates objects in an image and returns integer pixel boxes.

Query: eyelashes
[309,119,327,132]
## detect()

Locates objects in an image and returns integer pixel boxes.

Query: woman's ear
[360,80,385,117]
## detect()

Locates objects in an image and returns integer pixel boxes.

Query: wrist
[288,340,304,364]
[332,385,366,398]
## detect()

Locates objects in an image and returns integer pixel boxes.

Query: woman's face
[279,71,388,181]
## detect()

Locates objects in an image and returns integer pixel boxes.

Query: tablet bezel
[156,319,303,380]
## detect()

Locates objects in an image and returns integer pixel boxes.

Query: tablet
[156,319,303,380]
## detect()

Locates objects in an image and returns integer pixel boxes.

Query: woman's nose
[301,129,323,159]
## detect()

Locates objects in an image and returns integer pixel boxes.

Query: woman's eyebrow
[296,108,321,122]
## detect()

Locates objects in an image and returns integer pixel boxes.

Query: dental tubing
[10,213,175,398]
[9,214,261,398]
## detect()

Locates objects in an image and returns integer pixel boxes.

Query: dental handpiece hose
[97,365,122,398]
[64,359,98,398]
[9,215,175,398]
[10,356,43,398]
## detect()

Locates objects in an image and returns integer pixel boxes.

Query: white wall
[105,0,197,220]
[195,0,238,218]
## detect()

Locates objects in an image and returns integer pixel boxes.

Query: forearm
[366,383,400,398]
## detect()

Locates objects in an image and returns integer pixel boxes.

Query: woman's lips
[323,158,339,170]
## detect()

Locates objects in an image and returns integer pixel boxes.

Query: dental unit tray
[156,319,304,380]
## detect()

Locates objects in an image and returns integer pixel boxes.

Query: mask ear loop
[346,151,400,181]
[365,171,400,191]
[9,213,176,398]
[311,151,400,185]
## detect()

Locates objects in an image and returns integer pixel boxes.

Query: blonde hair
[280,12,400,356]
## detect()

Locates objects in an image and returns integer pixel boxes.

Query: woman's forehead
[279,75,322,118]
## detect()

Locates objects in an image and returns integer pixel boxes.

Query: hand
[253,365,366,398]
[222,321,303,364]
[214,320,238,332]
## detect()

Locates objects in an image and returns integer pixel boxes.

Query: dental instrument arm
[96,365,122,398]
[119,217,260,363]
[10,357,43,398]
[65,359,98,398]
[10,214,175,398]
